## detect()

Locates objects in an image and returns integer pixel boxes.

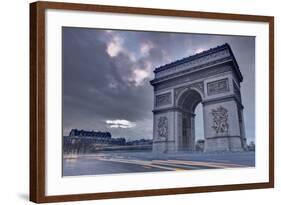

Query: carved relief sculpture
[157,116,168,141]
[211,106,229,134]
[207,78,229,96]
[155,92,171,107]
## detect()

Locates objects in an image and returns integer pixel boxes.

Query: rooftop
[69,129,112,138]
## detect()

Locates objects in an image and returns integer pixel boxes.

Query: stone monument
[150,43,247,152]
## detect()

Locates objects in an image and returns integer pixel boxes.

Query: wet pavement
[63,151,255,176]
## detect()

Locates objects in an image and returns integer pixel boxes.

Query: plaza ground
[63,151,255,176]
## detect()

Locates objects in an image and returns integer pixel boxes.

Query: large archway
[176,89,202,151]
[151,44,247,153]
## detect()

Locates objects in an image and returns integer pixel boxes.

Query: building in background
[64,129,126,153]
[64,129,153,154]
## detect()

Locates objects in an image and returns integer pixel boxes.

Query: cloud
[131,68,150,86]
[106,36,124,57]
[129,61,152,86]
[106,119,136,128]
[140,41,154,55]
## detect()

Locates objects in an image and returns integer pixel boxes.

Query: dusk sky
[62,27,255,142]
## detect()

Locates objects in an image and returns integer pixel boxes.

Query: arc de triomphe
[150,43,247,153]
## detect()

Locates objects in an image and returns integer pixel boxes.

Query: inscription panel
[207,78,229,96]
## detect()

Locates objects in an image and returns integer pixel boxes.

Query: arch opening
[177,89,204,152]
[194,103,205,152]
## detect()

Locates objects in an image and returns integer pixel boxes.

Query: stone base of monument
[204,136,244,152]
[152,141,175,153]
[152,136,245,153]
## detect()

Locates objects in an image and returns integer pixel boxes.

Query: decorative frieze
[155,92,171,107]
[207,78,229,96]
[153,65,230,91]
[155,49,230,79]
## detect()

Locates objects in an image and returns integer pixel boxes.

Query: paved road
[63,151,255,176]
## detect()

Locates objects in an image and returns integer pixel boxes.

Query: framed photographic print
[30,1,274,203]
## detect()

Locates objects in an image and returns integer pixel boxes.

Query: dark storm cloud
[63,27,255,142]
[62,28,155,138]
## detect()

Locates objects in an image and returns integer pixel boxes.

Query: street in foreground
[63,151,255,176]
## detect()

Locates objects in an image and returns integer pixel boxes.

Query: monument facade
[150,44,247,152]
